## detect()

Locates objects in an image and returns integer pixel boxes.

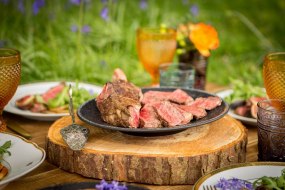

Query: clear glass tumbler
[159,63,195,89]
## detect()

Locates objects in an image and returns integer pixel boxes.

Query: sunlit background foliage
[0,0,284,87]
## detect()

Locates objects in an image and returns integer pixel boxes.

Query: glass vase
[178,49,208,90]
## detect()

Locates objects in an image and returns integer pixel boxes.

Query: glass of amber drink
[136,27,176,86]
[0,48,21,132]
[263,52,285,100]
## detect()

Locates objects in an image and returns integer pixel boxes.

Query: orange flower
[189,23,219,57]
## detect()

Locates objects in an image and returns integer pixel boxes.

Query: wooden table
[2,83,258,190]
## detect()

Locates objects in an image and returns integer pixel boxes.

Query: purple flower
[32,0,45,15]
[70,0,81,5]
[139,0,147,10]
[190,4,199,17]
[182,0,188,5]
[0,40,7,48]
[71,24,78,32]
[100,60,107,67]
[100,6,109,21]
[81,25,91,33]
[0,0,9,5]
[17,0,25,13]
[215,178,253,190]
[95,180,127,190]
[101,0,108,4]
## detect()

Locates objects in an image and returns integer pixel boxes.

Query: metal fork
[202,185,217,190]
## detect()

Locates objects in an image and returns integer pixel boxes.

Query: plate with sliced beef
[77,87,229,136]
[4,82,102,121]
[215,89,266,126]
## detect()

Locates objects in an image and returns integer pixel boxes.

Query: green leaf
[0,140,12,158]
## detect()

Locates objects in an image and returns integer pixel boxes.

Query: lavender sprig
[95,179,127,190]
[215,178,253,190]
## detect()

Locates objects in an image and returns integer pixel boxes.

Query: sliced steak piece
[139,104,162,128]
[235,105,251,118]
[142,89,193,105]
[30,102,47,113]
[42,82,66,103]
[168,89,194,104]
[141,91,171,105]
[248,96,267,118]
[152,101,185,127]
[189,96,222,110]
[15,95,35,110]
[171,103,193,124]
[176,104,207,119]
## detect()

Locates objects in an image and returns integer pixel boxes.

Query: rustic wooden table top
[2,83,258,190]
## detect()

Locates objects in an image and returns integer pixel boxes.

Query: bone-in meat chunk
[96,69,143,128]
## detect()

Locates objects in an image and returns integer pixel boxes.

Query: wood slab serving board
[46,115,247,185]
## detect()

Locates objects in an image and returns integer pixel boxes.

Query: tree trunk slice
[46,115,248,185]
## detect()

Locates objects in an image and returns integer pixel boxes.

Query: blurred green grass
[0,0,284,87]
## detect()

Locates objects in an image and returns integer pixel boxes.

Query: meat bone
[60,84,90,150]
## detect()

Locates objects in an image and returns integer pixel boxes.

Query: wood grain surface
[2,83,259,190]
[46,112,247,185]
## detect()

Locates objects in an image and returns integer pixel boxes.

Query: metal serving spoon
[60,84,90,150]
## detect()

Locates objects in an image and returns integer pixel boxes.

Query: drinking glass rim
[136,27,176,36]
[159,62,195,71]
[0,48,20,58]
[264,52,285,61]
[257,99,285,114]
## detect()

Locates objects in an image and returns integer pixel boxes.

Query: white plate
[0,132,45,189]
[193,162,285,190]
[215,89,257,126]
[4,82,102,121]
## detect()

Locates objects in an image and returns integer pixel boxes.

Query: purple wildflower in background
[0,40,7,48]
[17,0,25,13]
[101,0,107,4]
[71,24,78,32]
[70,24,91,34]
[70,0,80,5]
[100,6,109,21]
[82,25,91,33]
[100,60,107,67]
[0,0,9,5]
[32,0,45,15]
[190,4,199,17]
[182,0,188,5]
[139,0,147,10]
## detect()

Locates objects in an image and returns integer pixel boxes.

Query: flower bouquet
[176,22,220,89]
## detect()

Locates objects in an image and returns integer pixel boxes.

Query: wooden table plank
[2,83,259,190]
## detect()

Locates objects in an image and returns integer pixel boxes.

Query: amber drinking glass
[263,52,285,100]
[136,27,176,85]
[0,48,21,132]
